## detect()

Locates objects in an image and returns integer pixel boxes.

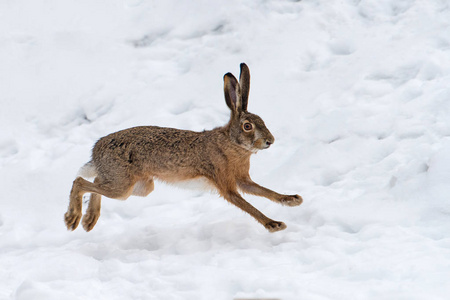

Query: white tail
[77,161,97,179]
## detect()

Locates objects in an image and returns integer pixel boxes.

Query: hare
[64,63,302,233]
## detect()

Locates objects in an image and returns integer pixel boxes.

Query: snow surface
[1,0,450,299]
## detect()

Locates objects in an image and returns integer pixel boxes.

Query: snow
[1,0,450,299]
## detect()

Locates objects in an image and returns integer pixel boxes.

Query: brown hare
[64,63,302,233]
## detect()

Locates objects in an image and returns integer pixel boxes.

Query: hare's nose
[265,136,274,148]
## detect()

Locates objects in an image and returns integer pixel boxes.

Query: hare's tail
[77,161,97,179]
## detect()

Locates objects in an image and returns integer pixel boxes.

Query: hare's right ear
[239,63,250,112]
[224,72,241,114]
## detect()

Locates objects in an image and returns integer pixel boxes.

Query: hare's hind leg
[65,177,85,231]
[131,177,154,197]
[81,178,102,232]
[65,175,136,231]
[78,177,153,231]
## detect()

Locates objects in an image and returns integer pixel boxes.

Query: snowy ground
[1,0,450,299]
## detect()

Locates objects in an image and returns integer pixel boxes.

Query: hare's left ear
[239,63,250,112]
[224,72,242,114]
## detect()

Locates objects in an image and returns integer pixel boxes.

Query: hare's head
[224,63,275,152]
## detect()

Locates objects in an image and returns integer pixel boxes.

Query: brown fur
[64,63,302,233]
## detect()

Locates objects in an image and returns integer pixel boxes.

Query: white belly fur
[163,177,217,193]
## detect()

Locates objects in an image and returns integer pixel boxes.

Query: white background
[1,1,450,299]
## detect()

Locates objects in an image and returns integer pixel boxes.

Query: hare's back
[94,126,200,152]
[92,126,205,169]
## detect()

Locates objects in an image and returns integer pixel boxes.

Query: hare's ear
[224,72,242,114]
[239,63,250,112]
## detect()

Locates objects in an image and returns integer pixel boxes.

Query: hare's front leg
[222,190,286,232]
[238,179,303,207]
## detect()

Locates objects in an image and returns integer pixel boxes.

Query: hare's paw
[64,209,82,231]
[82,212,100,232]
[265,220,287,232]
[280,194,303,206]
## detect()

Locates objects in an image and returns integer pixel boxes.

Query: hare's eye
[243,123,253,131]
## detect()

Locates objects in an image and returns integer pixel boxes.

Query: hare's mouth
[262,143,271,150]
[254,139,272,150]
